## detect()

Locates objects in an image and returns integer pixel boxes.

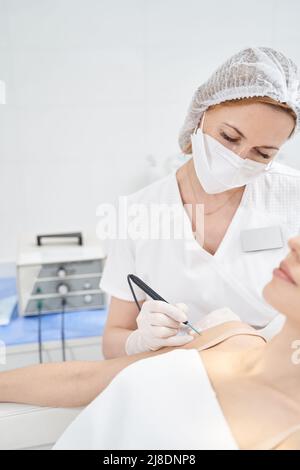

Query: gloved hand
[125,300,194,355]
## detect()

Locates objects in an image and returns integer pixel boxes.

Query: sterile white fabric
[179,46,300,152]
[53,349,238,450]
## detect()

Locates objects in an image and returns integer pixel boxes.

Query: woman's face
[263,237,300,318]
[201,102,295,164]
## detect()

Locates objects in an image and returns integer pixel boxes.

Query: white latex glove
[125,300,194,355]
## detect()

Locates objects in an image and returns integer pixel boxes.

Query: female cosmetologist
[100,46,300,358]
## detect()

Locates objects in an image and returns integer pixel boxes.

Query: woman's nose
[236,145,249,159]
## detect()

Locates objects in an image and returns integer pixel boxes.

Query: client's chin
[263,272,299,321]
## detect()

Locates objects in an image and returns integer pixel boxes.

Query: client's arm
[0,346,175,408]
[0,319,256,408]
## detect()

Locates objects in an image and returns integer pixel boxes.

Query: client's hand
[125,300,194,355]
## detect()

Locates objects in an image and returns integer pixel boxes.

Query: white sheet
[53,349,238,450]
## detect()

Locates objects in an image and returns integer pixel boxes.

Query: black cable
[127,275,142,312]
[128,274,167,302]
[61,297,67,362]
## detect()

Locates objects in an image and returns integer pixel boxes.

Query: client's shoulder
[182,318,266,353]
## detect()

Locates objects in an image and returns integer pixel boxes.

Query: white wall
[0,0,300,261]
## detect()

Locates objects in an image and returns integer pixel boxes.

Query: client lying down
[0,237,300,450]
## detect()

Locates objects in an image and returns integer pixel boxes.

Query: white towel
[53,349,238,450]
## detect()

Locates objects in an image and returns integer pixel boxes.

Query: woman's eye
[220,132,239,143]
[256,150,271,160]
[221,132,272,160]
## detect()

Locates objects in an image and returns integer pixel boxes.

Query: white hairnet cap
[178,46,300,152]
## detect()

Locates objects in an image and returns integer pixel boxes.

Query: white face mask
[190,111,272,194]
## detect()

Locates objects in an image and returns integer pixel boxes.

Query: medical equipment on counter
[17,232,106,317]
[127,274,201,336]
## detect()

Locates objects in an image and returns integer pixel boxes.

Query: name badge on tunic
[240,226,284,252]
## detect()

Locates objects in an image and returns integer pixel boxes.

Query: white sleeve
[99,236,146,303]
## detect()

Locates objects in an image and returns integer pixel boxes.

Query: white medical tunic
[99,161,300,327]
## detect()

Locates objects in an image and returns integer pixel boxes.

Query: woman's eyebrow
[222,122,279,150]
